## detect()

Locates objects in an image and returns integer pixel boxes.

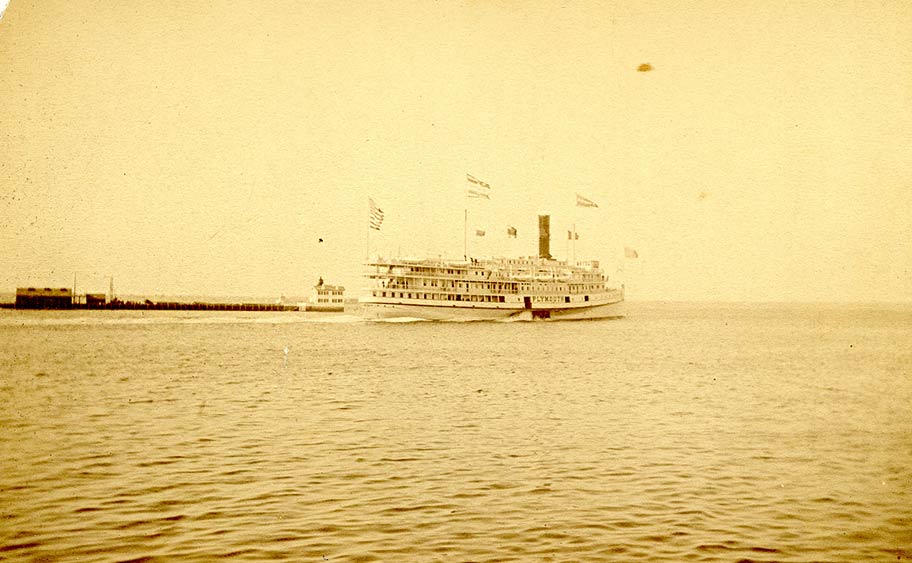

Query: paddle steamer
[359,215,624,320]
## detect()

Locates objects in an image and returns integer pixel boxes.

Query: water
[1,303,910,562]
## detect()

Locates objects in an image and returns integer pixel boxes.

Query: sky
[1,0,910,302]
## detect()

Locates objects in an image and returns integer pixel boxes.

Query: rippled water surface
[1,303,910,562]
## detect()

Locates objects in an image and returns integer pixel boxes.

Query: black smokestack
[538,215,551,259]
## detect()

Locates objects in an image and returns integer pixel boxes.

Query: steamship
[359,215,625,321]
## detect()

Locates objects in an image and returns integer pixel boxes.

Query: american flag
[466,173,491,199]
[369,198,384,231]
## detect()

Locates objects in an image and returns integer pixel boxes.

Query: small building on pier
[303,277,345,312]
[85,293,107,308]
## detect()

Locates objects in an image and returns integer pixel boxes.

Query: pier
[5,288,300,311]
[95,300,299,312]
[3,300,299,311]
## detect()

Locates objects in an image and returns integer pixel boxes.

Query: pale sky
[1,1,910,302]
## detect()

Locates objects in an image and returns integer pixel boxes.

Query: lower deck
[362,287,622,308]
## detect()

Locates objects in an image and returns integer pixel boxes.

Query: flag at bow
[624,246,638,259]
[576,193,598,208]
[475,229,486,237]
[507,226,517,238]
[567,230,579,240]
[466,173,491,199]
[368,198,384,231]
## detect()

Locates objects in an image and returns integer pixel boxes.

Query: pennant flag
[576,193,598,208]
[466,173,491,189]
[625,246,639,259]
[507,226,517,238]
[568,230,579,240]
[369,198,384,231]
[475,229,486,237]
[466,173,491,199]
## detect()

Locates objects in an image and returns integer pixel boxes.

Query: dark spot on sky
[637,63,653,72]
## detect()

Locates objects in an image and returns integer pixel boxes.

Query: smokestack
[538,215,552,259]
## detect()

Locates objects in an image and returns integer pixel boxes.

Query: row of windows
[375,291,507,303]
[382,279,605,295]
[385,279,523,293]
[376,267,604,285]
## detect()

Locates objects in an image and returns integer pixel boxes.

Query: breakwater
[95,300,299,311]
[2,300,299,311]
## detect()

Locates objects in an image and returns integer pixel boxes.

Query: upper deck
[365,256,606,284]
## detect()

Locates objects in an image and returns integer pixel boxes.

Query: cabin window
[565,296,570,303]
[584,295,589,302]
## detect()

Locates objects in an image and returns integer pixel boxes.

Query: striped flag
[576,193,598,208]
[507,226,517,238]
[625,246,638,258]
[466,173,491,199]
[369,198,384,231]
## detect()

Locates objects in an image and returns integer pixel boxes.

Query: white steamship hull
[359,299,624,321]
[359,289,625,322]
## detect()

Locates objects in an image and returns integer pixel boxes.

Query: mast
[464,173,491,260]
[572,221,576,264]
[463,208,468,260]
[572,199,577,265]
